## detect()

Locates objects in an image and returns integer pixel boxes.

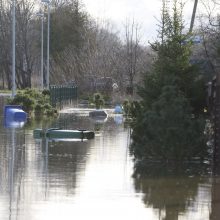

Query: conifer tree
[130,0,207,165]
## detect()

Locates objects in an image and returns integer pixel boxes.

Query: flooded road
[0,98,219,220]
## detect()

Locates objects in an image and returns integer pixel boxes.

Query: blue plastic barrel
[4,105,27,123]
[114,105,123,114]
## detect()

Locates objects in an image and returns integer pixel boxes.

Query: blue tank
[4,105,27,127]
[114,105,123,114]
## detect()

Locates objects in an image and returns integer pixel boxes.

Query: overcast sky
[82,0,204,44]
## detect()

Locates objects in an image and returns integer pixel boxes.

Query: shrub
[93,93,105,109]
[45,107,58,117]
[42,89,50,96]
[43,103,52,110]
[122,99,131,116]
[35,103,44,114]
[7,88,57,118]
[8,92,35,113]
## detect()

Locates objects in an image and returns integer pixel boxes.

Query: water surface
[0,98,219,220]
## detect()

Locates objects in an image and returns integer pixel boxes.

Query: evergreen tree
[130,0,207,165]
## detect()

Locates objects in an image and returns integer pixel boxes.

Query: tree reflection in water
[210,166,220,220]
[133,162,211,220]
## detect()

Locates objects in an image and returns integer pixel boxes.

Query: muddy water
[0,98,219,220]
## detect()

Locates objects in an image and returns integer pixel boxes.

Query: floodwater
[0,97,220,220]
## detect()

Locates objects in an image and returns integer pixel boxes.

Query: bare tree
[16,0,37,88]
[123,18,142,95]
[0,1,13,89]
[0,0,39,89]
[0,0,152,97]
[198,0,220,77]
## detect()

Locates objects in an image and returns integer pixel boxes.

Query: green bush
[122,99,131,116]
[46,108,58,117]
[35,103,44,114]
[8,92,35,113]
[43,103,52,110]
[42,89,50,96]
[7,88,57,118]
[93,93,105,109]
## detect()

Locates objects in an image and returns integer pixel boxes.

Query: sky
[82,0,204,44]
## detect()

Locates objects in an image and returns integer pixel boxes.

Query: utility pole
[41,0,50,90]
[41,14,44,90]
[46,2,50,90]
[36,12,44,90]
[12,0,16,97]
[189,0,198,33]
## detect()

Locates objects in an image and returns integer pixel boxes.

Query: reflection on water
[134,163,212,220]
[0,98,219,220]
